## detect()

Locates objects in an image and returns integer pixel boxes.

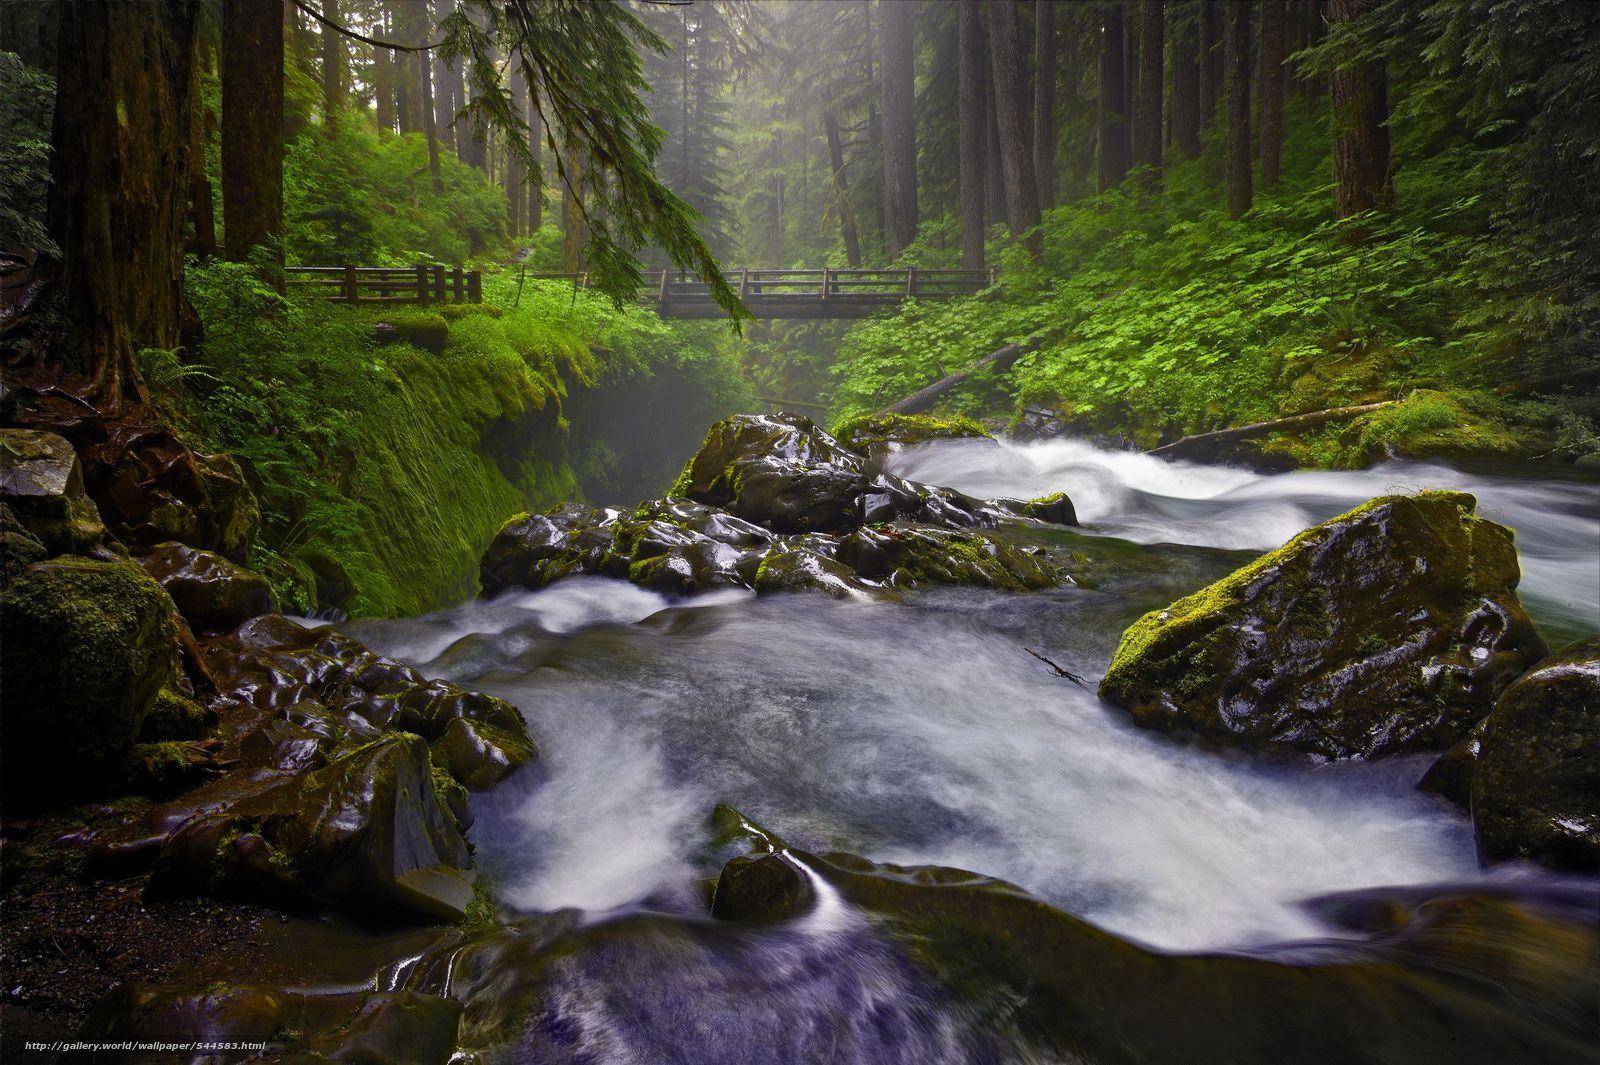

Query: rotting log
[1146,400,1397,459]
[881,335,1044,416]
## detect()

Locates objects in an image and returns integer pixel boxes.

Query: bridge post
[906,267,916,297]
[467,271,482,303]
[658,268,669,302]
[821,266,829,300]
[433,265,446,303]
[452,266,464,302]
[342,264,357,303]
[415,263,430,305]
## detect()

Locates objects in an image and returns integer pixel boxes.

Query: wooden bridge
[286,264,483,304]
[525,267,996,319]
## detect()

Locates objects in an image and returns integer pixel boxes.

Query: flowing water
[348,438,1600,1061]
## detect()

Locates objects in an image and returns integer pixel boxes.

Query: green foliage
[283,113,509,265]
[830,89,1595,459]
[0,51,55,254]
[150,265,746,618]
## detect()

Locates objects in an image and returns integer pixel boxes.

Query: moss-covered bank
[151,267,748,617]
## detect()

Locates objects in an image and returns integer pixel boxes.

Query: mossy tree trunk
[1329,0,1392,228]
[1097,3,1129,193]
[221,0,284,279]
[989,0,1042,255]
[42,0,200,411]
[1224,0,1253,219]
[1258,0,1286,188]
[1134,0,1164,191]
[958,0,986,268]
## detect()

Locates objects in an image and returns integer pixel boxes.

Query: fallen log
[1146,400,1397,459]
[882,334,1044,416]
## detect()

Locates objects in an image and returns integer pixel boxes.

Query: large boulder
[1471,638,1600,872]
[1099,491,1548,759]
[0,428,106,554]
[679,414,871,533]
[136,541,276,634]
[833,412,994,465]
[0,555,185,801]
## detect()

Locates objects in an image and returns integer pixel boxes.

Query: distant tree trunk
[187,41,219,259]
[1097,3,1128,193]
[988,0,1042,255]
[1198,0,1218,128]
[422,26,442,194]
[528,77,544,233]
[1259,0,1285,188]
[1305,0,1325,113]
[824,107,864,268]
[505,76,525,236]
[434,0,461,151]
[320,0,345,132]
[1133,0,1163,190]
[982,39,1007,228]
[1329,0,1391,225]
[958,0,986,268]
[222,0,284,276]
[1224,0,1252,218]
[562,143,584,271]
[1124,22,1138,164]
[1033,0,1057,211]
[1172,11,1201,158]
[374,42,395,132]
[879,0,918,257]
[41,0,199,408]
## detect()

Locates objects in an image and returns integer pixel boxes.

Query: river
[347,438,1600,1062]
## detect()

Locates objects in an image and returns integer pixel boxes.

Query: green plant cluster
[146,268,745,618]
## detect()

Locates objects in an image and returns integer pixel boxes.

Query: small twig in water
[1024,647,1088,687]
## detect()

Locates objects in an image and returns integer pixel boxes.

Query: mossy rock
[832,412,993,461]
[0,555,185,802]
[0,428,107,555]
[377,311,450,353]
[137,541,276,634]
[1100,491,1548,759]
[1471,637,1600,872]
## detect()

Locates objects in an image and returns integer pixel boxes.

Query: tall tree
[506,74,525,235]
[1133,0,1164,189]
[1198,0,1218,127]
[1329,0,1391,223]
[825,107,863,268]
[374,41,396,132]
[1224,0,1252,218]
[1033,0,1058,211]
[188,40,219,258]
[988,0,1041,254]
[1172,7,1202,158]
[1259,0,1286,188]
[1097,2,1129,193]
[37,0,200,409]
[982,33,1007,227]
[959,0,986,268]
[222,0,284,273]
[321,0,346,132]
[433,0,462,150]
[879,0,918,257]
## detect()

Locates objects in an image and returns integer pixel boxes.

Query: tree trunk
[982,37,1008,228]
[1305,0,1324,113]
[1259,0,1285,188]
[1330,0,1391,225]
[374,41,395,132]
[1133,0,1163,190]
[1097,3,1128,193]
[879,0,918,257]
[958,0,986,268]
[222,0,284,275]
[187,40,219,259]
[421,17,442,195]
[505,75,525,236]
[1172,11,1201,158]
[41,0,199,407]
[1033,0,1057,210]
[1198,0,1218,127]
[1124,21,1138,165]
[562,143,584,272]
[320,0,344,132]
[434,0,461,151]
[988,0,1041,255]
[1224,0,1252,219]
[825,107,864,269]
[528,76,544,233]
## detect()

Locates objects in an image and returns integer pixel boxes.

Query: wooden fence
[285,264,483,304]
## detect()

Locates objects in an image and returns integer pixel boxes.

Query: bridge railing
[285,264,483,304]
[521,267,997,301]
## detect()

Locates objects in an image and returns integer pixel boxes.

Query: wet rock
[0,556,186,801]
[710,853,813,922]
[144,734,476,922]
[836,526,1057,591]
[136,541,275,634]
[1418,727,1482,806]
[479,502,608,596]
[751,539,864,599]
[1100,492,1549,760]
[1019,491,1078,526]
[833,412,994,464]
[430,717,538,791]
[0,501,48,578]
[1472,637,1600,872]
[0,428,106,554]
[678,413,871,533]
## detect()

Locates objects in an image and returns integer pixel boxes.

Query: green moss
[832,412,990,456]
[462,877,500,929]
[1352,389,1527,459]
[1029,491,1068,507]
